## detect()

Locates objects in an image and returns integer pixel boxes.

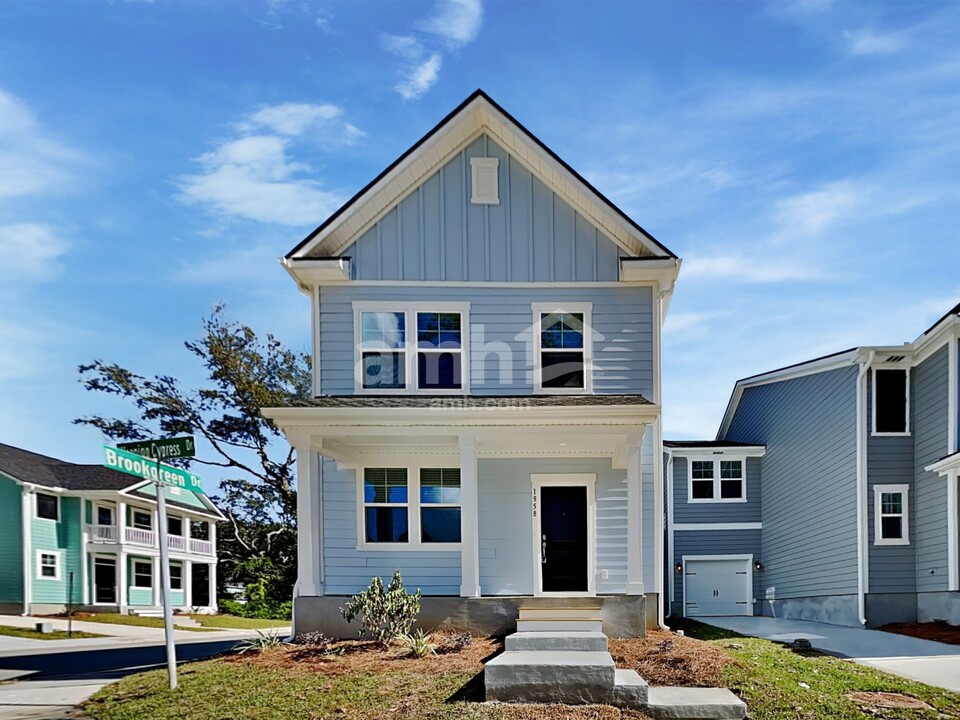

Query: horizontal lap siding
[673,457,761,524]
[724,366,859,599]
[319,285,652,396]
[345,135,623,283]
[913,345,950,591]
[0,475,22,604]
[866,377,916,592]
[673,530,762,604]
[322,459,461,596]
[31,497,82,604]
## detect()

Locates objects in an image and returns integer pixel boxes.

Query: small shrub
[340,569,422,648]
[437,632,473,654]
[233,629,286,654]
[400,629,436,658]
[291,631,331,647]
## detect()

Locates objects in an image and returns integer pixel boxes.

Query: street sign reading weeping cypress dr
[118,435,196,462]
[103,444,204,494]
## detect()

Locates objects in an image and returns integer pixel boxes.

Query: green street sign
[118,436,196,461]
[103,445,203,494]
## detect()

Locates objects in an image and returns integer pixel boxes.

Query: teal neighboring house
[0,442,225,616]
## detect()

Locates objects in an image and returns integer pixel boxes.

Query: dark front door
[94,557,117,604]
[540,486,588,592]
[192,563,210,607]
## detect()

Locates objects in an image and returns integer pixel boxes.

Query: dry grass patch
[609,629,736,687]
[490,703,650,719]
[879,620,960,646]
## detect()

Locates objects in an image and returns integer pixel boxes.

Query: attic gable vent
[470,157,500,205]
[885,355,906,363]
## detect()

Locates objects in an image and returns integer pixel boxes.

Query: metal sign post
[109,437,199,691]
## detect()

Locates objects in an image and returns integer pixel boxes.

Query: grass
[74,614,217,632]
[189,615,290,630]
[0,625,104,640]
[82,622,960,720]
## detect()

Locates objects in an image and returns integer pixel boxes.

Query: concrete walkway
[699,616,960,693]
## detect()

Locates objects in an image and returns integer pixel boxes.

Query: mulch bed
[609,629,736,687]
[879,620,960,645]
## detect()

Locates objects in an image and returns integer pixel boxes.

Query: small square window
[38,552,60,579]
[133,511,152,530]
[36,493,58,521]
[875,485,909,545]
[691,480,714,500]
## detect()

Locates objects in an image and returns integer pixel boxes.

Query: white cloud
[0,223,69,283]
[0,89,84,199]
[774,180,866,235]
[682,253,829,284]
[846,28,908,56]
[177,102,362,226]
[383,1,484,101]
[417,0,483,48]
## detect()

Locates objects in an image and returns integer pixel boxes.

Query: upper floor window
[533,303,593,393]
[688,458,746,503]
[132,510,152,530]
[167,515,183,537]
[873,368,909,435]
[355,303,469,393]
[36,493,59,521]
[874,484,909,545]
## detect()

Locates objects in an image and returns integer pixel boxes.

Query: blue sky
[2,0,959,475]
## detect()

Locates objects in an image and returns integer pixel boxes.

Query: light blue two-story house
[0,442,224,616]
[667,302,959,628]
[264,90,681,637]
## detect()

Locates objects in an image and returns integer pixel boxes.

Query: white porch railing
[167,535,187,552]
[85,524,118,543]
[190,538,213,555]
[124,527,155,546]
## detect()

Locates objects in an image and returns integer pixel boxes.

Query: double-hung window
[420,468,461,543]
[170,562,183,590]
[688,458,746,502]
[363,468,409,543]
[133,559,153,588]
[355,303,468,393]
[37,551,61,580]
[874,484,909,545]
[533,303,592,392]
[36,493,59,521]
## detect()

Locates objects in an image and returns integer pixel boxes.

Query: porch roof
[287,393,652,409]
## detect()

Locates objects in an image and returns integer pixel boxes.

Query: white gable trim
[290,94,670,263]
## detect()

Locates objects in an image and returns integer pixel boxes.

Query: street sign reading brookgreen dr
[103,445,203,494]
[117,436,196,461]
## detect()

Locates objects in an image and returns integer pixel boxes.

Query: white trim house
[263,90,680,637]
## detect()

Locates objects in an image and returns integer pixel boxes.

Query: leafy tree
[75,305,310,609]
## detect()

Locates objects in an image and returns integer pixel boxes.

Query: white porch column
[949,469,958,592]
[459,435,481,598]
[208,563,217,610]
[291,433,322,597]
[118,552,127,613]
[118,500,127,545]
[184,560,193,608]
[152,556,161,606]
[626,430,645,595]
[21,489,32,615]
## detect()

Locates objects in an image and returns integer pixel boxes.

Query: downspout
[21,487,31,616]
[855,351,874,627]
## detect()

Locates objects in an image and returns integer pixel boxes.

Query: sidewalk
[700,616,960,693]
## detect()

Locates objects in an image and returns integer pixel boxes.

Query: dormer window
[354,302,469,393]
[873,368,909,435]
[532,303,593,393]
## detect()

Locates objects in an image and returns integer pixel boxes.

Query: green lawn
[189,615,290,630]
[76,614,216,632]
[0,625,104,640]
[83,621,960,720]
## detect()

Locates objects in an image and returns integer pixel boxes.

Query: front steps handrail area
[484,605,746,719]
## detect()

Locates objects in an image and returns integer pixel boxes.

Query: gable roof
[287,89,676,262]
[0,442,223,518]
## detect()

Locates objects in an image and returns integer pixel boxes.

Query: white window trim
[34,492,60,522]
[131,508,153,530]
[132,558,154,588]
[686,457,747,504]
[470,157,500,205]
[170,561,183,590]
[531,302,594,395]
[35,549,62,581]
[94,502,115,527]
[352,301,471,395]
[531,473,597,597]
[356,460,462,552]
[874,483,910,546]
[871,366,911,436]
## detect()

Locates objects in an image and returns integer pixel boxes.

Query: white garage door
[683,558,752,617]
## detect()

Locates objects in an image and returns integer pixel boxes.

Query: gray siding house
[672,303,959,628]
[263,91,681,637]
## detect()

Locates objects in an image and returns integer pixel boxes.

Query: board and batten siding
[321,458,461,596]
[865,372,917,593]
[672,456,761,524]
[343,134,624,283]
[913,344,950,592]
[724,366,860,601]
[672,529,762,610]
[318,285,653,396]
[0,475,23,605]
[30,496,83,605]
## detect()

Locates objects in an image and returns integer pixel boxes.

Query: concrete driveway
[699,616,960,693]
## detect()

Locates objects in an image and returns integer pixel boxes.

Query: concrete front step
[518,607,602,621]
[505,631,608,652]
[516,619,602,633]
[485,650,615,705]
[645,687,746,719]
[612,668,649,707]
